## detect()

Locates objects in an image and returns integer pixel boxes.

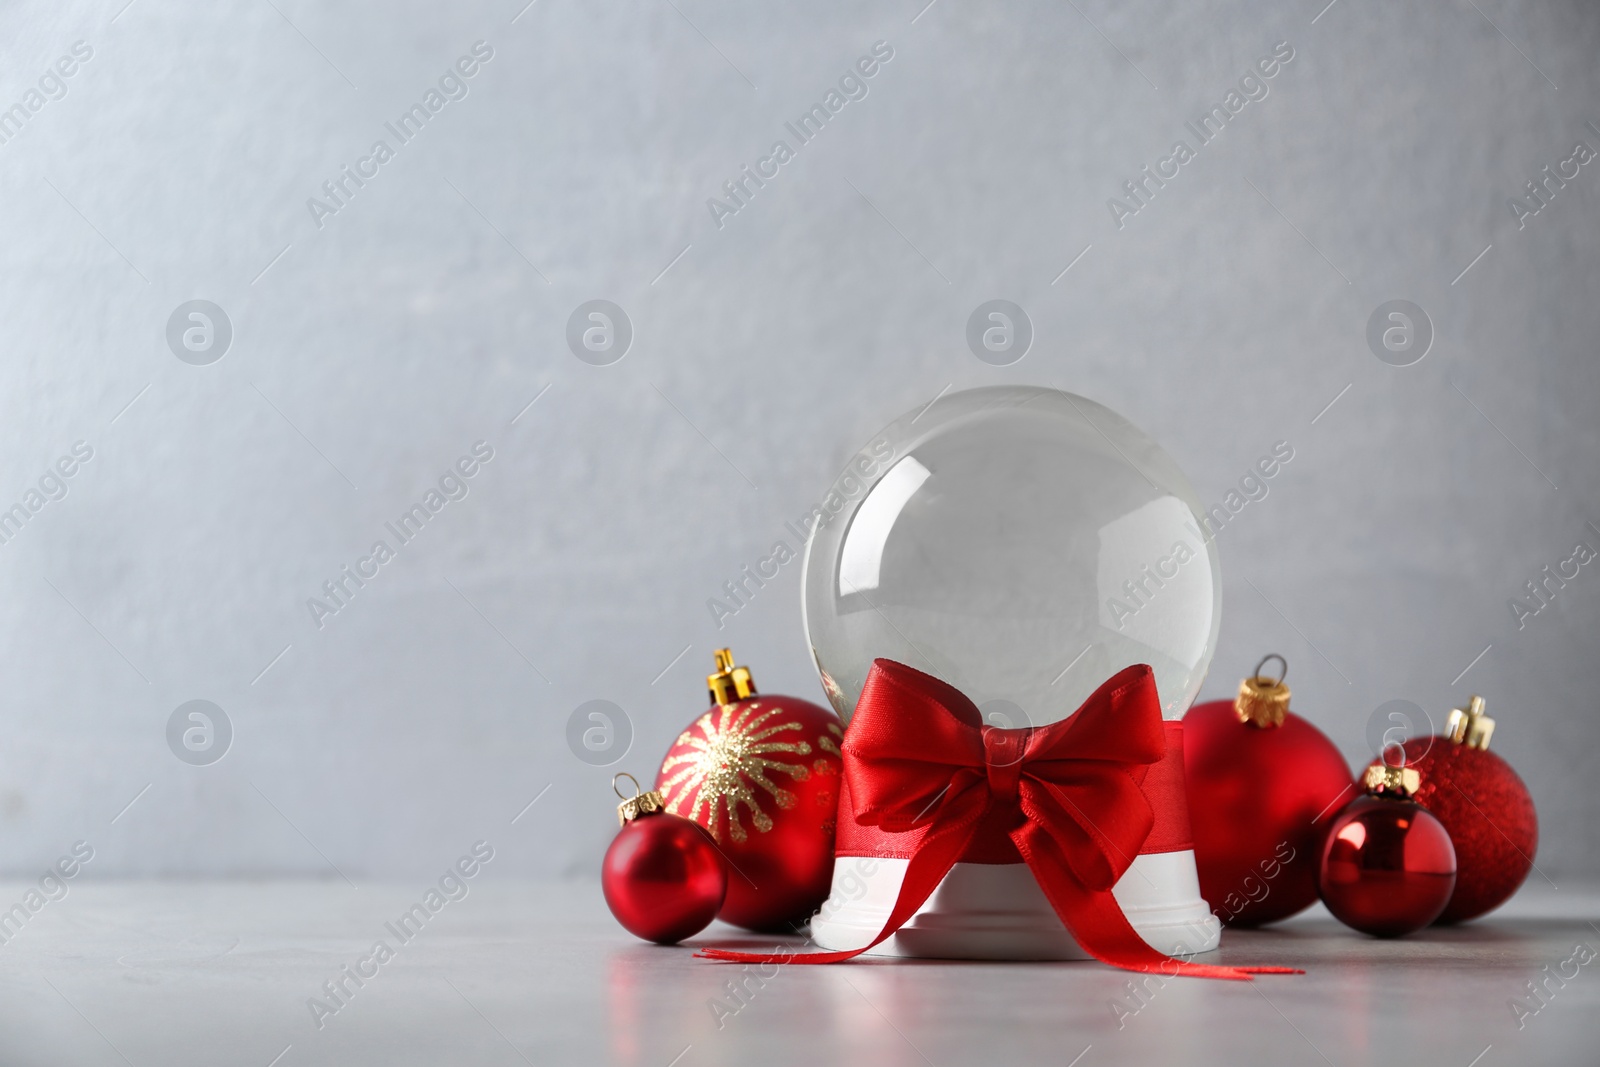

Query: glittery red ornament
[1364,696,1537,924]
[1319,765,1457,937]
[1184,656,1354,927]
[656,649,842,932]
[602,774,727,945]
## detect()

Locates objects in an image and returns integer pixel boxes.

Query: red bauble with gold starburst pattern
[655,650,842,932]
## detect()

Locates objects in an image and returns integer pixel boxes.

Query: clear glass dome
[802,386,1220,726]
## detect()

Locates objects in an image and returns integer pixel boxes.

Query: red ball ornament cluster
[1184,656,1354,927]
[1360,695,1537,924]
[1316,693,1536,936]
[600,649,842,946]
[655,649,842,931]
[1186,658,1539,941]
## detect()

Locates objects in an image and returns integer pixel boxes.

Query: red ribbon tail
[697,799,984,966]
[1016,834,1301,981]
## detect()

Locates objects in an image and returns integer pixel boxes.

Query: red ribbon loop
[698,659,1301,981]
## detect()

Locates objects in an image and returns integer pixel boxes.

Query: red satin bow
[699,659,1300,981]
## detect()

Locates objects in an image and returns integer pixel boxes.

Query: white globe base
[810,850,1220,961]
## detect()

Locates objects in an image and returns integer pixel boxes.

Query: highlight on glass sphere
[801,385,1220,727]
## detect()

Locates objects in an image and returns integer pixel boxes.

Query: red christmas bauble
[1365,705,1537,924]
[602,801,727,945]
[1319,792,1456,937]
[1184,660,1354,927]
[657,652,842,932]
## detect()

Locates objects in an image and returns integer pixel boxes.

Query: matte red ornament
[1184,656,1354,927]
[602,774,727,945]
[1364,695,1537,924]
[656,649,842,931]
[1319,765,1457,937]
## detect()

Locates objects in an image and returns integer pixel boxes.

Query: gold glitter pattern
[659,701,814,843]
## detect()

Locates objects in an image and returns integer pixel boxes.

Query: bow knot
[980,724,1028,803]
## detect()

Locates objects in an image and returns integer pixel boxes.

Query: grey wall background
[2,0,1597,883]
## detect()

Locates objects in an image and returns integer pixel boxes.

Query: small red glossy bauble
[602,811,727,944]
[657,652,842,931]
[1184,662,1353,927]
[1365,713,1536,924]
[1319,795,1456,937]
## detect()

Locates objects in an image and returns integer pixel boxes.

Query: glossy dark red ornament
[1365,696,1537,924]
[602,774,727,945]
[656,650,841,931]
[1319,766,1457,937]
[1184,656,1354,927]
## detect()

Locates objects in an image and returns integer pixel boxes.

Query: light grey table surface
[2,879,1595,1066]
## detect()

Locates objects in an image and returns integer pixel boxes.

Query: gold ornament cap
[707,648,758,706]
[1234,654,1292,728]
[1445,695,1496,750]
[613,772,666,827]
[1363,762,1420,798]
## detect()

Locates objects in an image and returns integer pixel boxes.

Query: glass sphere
[802,386,1220,726]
